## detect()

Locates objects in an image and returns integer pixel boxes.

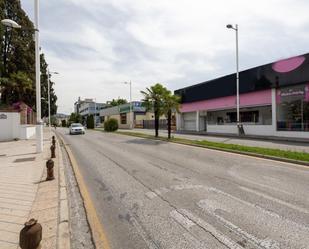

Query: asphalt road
[57,128,309,249]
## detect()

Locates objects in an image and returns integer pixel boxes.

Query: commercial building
[74,97,108,125]
[100,101,156,129]
[175,53,309,140]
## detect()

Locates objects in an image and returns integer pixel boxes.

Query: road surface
[57,128,309,249]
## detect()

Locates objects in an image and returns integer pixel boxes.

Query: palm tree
[141,83,169,137]
[163,93,180,139]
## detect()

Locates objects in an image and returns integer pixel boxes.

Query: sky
[20,0,309,114]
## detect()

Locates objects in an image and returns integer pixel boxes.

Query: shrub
[104,118,118,132]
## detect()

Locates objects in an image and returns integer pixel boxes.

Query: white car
[69,123,85,135]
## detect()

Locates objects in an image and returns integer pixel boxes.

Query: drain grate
[14,157,36,163]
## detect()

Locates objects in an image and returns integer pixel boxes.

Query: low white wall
[0,112,20,141]
[19,125,36,139]
[243,125,274,136]
[207,125,237,134]
[275,131,309,139]
[207,125,275,136]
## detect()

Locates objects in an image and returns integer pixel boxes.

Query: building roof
[175,53,309,103]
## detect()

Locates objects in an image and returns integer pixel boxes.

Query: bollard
[46,159,55,181]
[50,144,56,158]
[19,218,42,249]
[52,136,56,146]
[52,136,56,147]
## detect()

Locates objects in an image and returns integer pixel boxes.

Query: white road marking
[170,210,195,230]
[145,191,158,200]
[239,186,309,214]
[179,209,243,249]
[197,200,280,249]
[209,187,309,231]
[170,184,204,191]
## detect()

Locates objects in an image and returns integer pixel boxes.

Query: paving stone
[0,241,17,249]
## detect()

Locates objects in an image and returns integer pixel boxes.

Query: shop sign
[277,84,309,102]
[0,114,7,119]
[119,105,130,113]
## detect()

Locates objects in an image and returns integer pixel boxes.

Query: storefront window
[276,84,309,131]
[207,106,271,125]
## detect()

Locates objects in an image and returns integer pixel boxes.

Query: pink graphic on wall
[272,56,305,73]
[180,89,271,113]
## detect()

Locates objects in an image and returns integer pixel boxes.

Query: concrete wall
[0,112,20,141]
[207,125,274,136]
[19,125,36,139]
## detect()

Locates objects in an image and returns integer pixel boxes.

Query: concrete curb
[55,133,71,249]
[115,131,309,167]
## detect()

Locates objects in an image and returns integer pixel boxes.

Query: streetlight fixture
[47,71,59,131]
[226,24,241,134]
[1,0,42,152]
[123,81,132,129]
[1,19,21,29]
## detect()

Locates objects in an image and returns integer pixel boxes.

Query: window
[277,84,309,131]
[120,113,127,124]
[226,111,259,123]
[207,106,271,125]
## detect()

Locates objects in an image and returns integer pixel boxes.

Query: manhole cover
[14,157,36,163]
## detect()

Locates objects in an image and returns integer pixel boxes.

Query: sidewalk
[0,130,69,249]
[119,128,309,153]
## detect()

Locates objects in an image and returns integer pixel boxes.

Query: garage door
[183,112,196,131]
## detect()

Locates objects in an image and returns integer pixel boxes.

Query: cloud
[20,0,309,114]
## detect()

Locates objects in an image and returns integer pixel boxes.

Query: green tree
[141,83,169,137]
[61,119,67,127]
[0,0,36,106]
[86,115,94,129]
[163,93,180,139]
[40,54,57,117]
[109,98,127,106]
[68,112,82,125]
[0,0,57,115]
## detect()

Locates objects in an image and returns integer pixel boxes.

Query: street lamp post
[1,0,43,152]
[226,24,241,133]
[124,81,132,129]
[34,0,42,152]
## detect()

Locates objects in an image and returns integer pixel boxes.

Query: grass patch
[113,131,309,163]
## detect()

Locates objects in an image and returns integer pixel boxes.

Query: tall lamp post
[124,81,132,129]
[1,0,43,152]
[47,71,59,131]
[226,24,241,133]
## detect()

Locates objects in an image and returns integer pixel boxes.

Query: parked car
[69,123,85,135]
